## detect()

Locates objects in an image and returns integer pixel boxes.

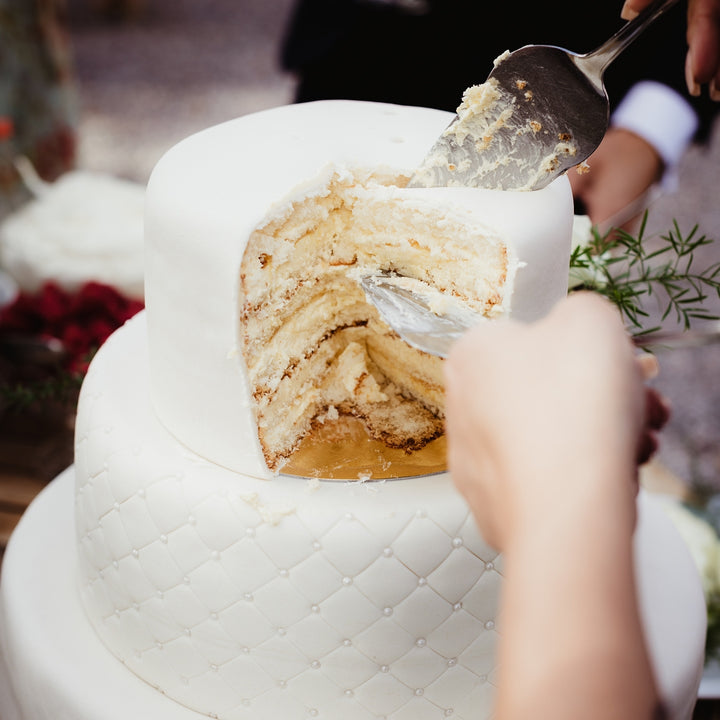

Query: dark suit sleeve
[281,0,716,141]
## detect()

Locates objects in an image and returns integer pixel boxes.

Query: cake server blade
[360,274,482,358]
[408,0,679,191]
[361,274,720,358]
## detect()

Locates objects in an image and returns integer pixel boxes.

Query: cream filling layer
[240,173,515,470]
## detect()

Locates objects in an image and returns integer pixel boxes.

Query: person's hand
[448,294,670,720]
[569,127,663,230]
[622,0,720,100]
[685,0,720,98]
[444,292,669,552]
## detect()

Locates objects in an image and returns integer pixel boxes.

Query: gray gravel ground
[66,0,720,494]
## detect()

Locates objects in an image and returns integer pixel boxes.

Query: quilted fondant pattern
[74,316,503,720]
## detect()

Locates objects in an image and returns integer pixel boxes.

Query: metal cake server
[361,274,720,358]
[361,274,480,358]
[408,0,680,191]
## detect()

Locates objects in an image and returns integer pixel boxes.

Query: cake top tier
[143,101,573,478]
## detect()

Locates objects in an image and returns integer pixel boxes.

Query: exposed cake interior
[240,169,517,472]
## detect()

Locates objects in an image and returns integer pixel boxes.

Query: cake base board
[0,466,709,720]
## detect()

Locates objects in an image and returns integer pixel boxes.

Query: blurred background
[68,0,297,183]
[0,0,719,712]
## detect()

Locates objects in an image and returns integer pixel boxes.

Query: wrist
[611,81,699,190]
[500,457,638,553]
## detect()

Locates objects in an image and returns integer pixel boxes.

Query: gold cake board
[282,416,447,480]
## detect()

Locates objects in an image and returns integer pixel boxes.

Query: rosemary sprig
[569,212,720,337]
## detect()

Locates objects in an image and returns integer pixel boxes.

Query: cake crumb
[317,405,339,424]
[493,50,510,66]
[337,343,388,402]
[576,161,591,175]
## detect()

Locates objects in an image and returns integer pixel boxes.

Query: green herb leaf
[569,212,720,336]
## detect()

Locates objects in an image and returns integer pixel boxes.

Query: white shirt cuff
[611,81,698,188]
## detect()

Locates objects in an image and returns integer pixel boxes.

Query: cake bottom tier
[0,468,708,720]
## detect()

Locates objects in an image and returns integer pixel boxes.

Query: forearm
[445,294,669,719]
[494,473,662,720]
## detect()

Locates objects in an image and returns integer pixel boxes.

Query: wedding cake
[0,101,708,720]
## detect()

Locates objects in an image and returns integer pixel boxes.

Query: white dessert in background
[0,170,145,300]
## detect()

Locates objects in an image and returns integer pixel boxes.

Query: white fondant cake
[2,100,698,720]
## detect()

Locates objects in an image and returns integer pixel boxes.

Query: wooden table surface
[0,400,74,553]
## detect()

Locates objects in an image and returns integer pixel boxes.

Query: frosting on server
[75,101,573,719]
[143,100,573,476]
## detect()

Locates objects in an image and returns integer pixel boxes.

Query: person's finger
[637,429,659,465]
[687,0,720,96]
[620,0,640,21]
[635,388,670,465]
[622,0,720,99]
[646,388,671,431]
[636,352,659,380]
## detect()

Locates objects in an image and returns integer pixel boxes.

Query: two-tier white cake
[0,101,708,720]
